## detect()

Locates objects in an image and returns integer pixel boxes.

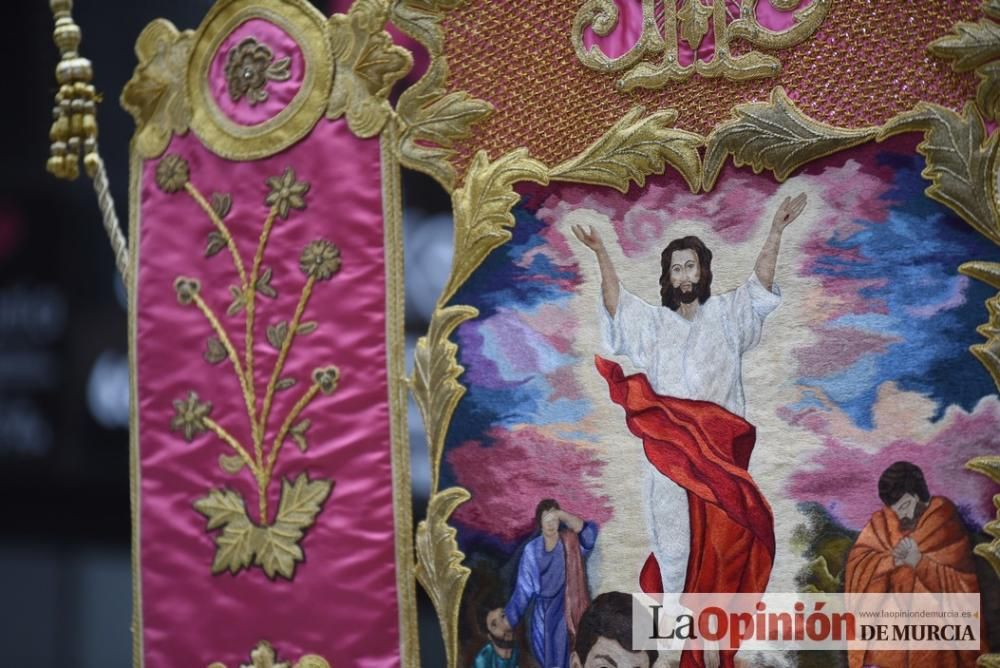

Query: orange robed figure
[845,461,986,668]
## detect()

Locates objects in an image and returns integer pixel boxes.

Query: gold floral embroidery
[207,640,330,668]
[155,153,343,580]
[224,37,292,106]
[155,154,190,193]
[299,240,342,281]
[266,167,310,219]
[170,391,212,441]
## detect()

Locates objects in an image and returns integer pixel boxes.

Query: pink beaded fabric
[436,0,980,174]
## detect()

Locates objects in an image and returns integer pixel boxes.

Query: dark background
[0,1,449,664]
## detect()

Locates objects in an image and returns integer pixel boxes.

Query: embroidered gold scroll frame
[387,1,1000,667]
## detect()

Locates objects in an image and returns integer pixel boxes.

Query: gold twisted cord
[203,417,259,476]
[266,382,321,478]
[184,183,249,287]
[47,1,129,283]
[245,207,279,452]
[259,275,317,438]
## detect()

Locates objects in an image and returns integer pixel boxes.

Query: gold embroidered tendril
[159,154,341,579]
[207,640,330,668]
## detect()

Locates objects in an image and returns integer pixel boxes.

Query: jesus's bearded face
[663,249,711,309]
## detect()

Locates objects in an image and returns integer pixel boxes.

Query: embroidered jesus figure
[573,193,807,667]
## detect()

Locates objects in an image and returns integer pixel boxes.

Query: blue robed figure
[503,500,598,668]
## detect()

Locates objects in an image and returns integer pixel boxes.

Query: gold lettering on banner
[572,0,831,91]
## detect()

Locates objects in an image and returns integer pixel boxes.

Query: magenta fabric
[135,119,400,666]
[582,0,809,63]
[209,18,306,126]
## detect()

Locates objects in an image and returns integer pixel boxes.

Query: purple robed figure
[504,500,598,668]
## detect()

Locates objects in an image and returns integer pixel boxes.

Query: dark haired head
[660,236,713,310]
[878,461,930,507]
[535,498,560,531]
[573,592,657,666]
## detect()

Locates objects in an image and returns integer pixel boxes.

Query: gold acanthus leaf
[193,474,333,580]
[977,60,1000,121]
[878,103,1000,246]
[410,305,478,493]
[929,19,1000,73]
[703,86,878,190]
[442,149,549,305]
[929,18,1000,121]
[548,106,703,194]
[207,640,331,668]
[396,58,494,190]
[390,0,467,57]
[988,0,1000,20]
[415,487,471,668]
[121,19,194,160]
[328,0,413,138]
[959,263,1000,393]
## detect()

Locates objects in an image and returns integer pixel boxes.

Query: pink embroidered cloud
[449,426,614,543]
[788,394,1000,531]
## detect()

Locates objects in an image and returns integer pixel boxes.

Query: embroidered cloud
[448,426,614,546]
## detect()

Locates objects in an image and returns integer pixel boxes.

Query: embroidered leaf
[194,489,257,574]
[255,267,278,299]
[549,106,703,194]
[410,305,478,492]
[256,474,333,579]
[205,231,226,257]
[296,321,318,336]
[703,87,879,190]
[977,60,1000,121]
[878,102,1000,245]
[929,19,1000,72]
[276,377,297,392]
[988,0,1000,20]
[204,337,227,365]
[678,0,712,50]
[267,321,289,349]
[290,419,311,452]
[397,58,493,189]
[266,57,291,82]
[415,487,470,668]
[390,0,467,57]
[227,285,246,316]
[218,453,246,475]
[210,192,232,219]
[443,149,548,305]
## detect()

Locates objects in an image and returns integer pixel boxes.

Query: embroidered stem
[184,182,248,288]
[258,275,317,439]
[191,293,258,438]
[203,417,259,476]
[265,383,321,478]
[245,207,279,455]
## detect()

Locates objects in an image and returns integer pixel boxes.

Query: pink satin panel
[209,19,306,126]
[582,0,807,62]
[136,120,400,666]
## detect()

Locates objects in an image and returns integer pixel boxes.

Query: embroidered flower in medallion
[299,240,342,281]
[155,154,189,193]
[265,167,310,219]
[224,37,291,106]
[171,391,212,441]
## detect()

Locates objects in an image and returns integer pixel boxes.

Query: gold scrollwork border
[391,3,1000,667]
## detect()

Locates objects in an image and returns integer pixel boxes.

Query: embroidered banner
[123,1,415,665]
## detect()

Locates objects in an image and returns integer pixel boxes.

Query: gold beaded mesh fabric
[438,0,980,173]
